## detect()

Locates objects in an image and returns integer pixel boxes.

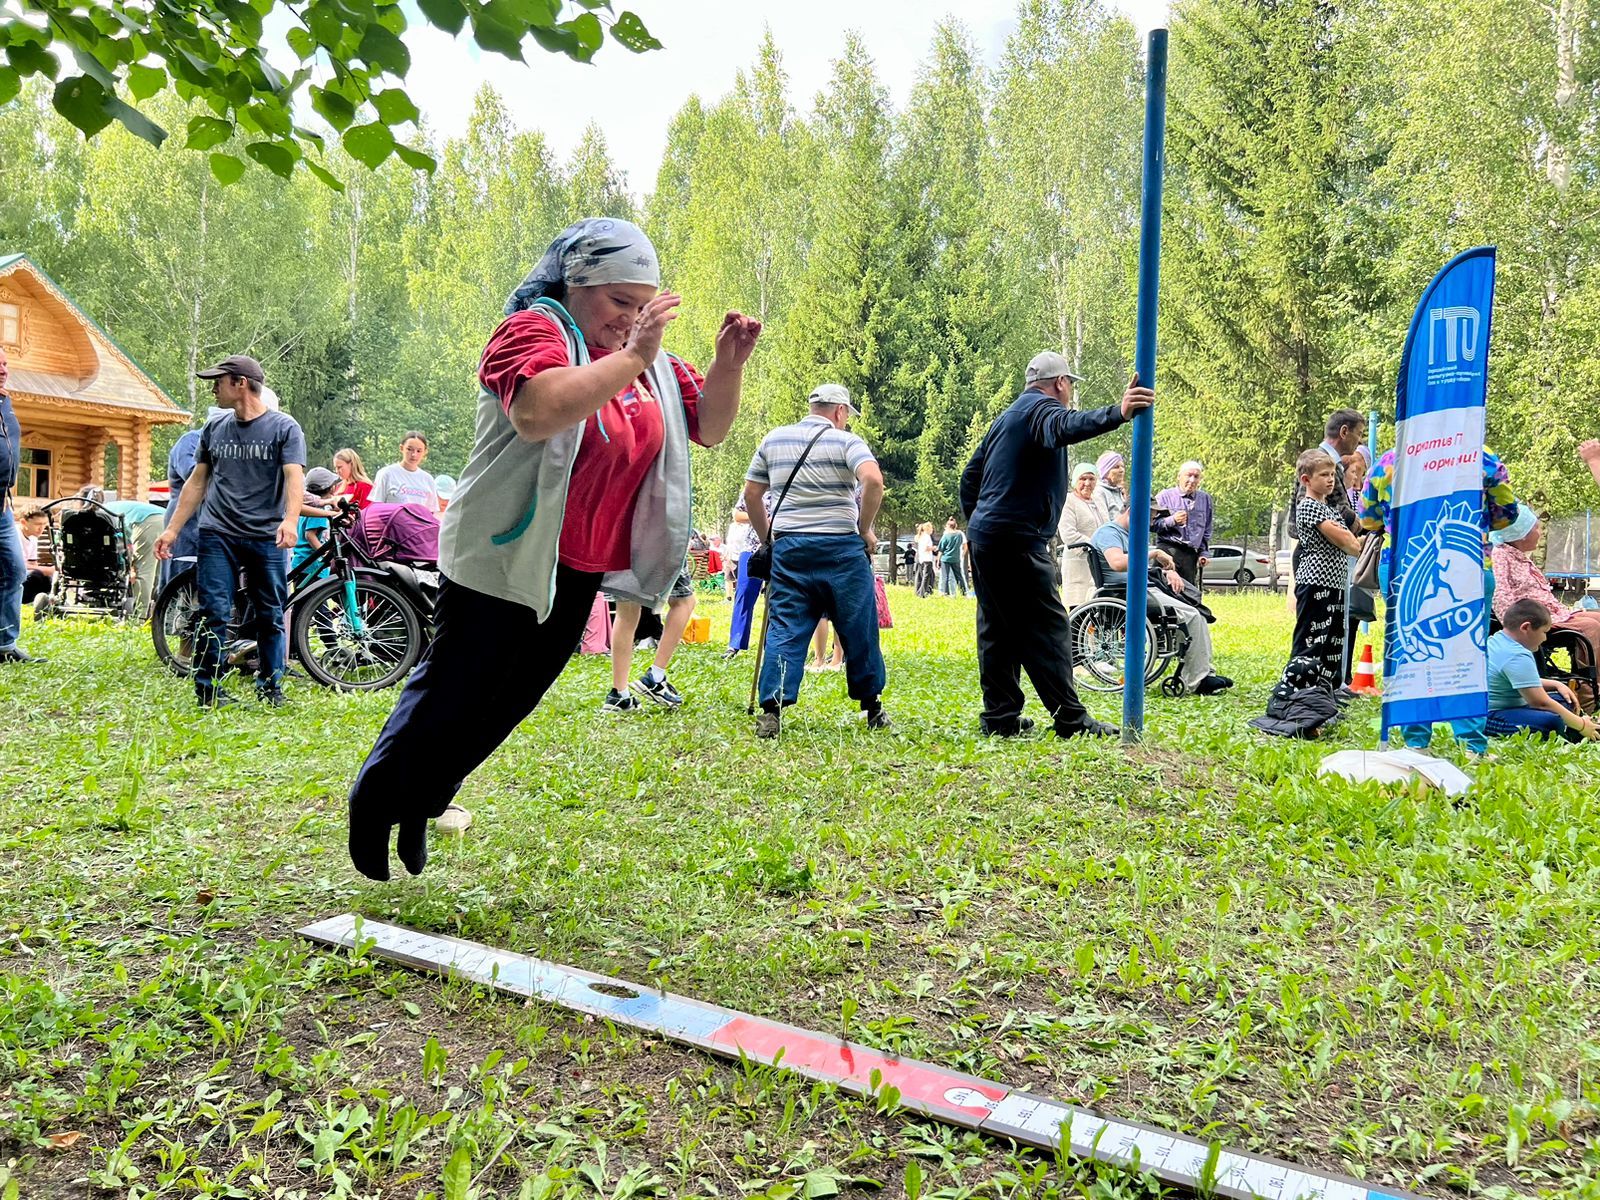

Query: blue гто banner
[1381,246,1497,735]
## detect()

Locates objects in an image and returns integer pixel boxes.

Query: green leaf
[342,121,395,168]
[306,2,347,49]
[469,4,525,60]
[128,63,166,100]
[105,96,168,147]
[392,142,435,171]
[0,66,18,107]
[69,46,117,90]
[527,22,581,58]
[305,161,345,191]
[286,27,317,60]
[371,87,419,125]
[7,42,60,80]
[414,0,466,35]
[563,13,603,61]
[442,1145,471,1200]
[394,142,435,172]
[357,23,410,73]
[609,11,661,52]
[186,115,234,150]
[209,152,246,184]
[52,75,114,137]
[311,84,357,130]
[246,140,297,178]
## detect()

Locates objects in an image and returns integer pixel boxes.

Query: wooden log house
[0,253,189,502]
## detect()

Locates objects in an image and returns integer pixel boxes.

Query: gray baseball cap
[808,383,859,414]
[1025,351,1083,387]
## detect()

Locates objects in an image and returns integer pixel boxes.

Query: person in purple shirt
[1154,461,1213,588]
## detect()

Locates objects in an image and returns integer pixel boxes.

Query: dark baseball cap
[196,354,265,384]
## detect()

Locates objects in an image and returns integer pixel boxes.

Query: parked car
[1202,544,1272,586]
[871,534,918,579]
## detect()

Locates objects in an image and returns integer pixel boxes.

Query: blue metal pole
[1122,27,1169,743]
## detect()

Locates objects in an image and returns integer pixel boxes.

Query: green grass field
[2,589,1597,1200]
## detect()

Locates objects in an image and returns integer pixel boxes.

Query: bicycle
[151,500,436,691]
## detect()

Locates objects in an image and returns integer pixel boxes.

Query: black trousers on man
[1160,541,1201,589]
[969,537,1093,735]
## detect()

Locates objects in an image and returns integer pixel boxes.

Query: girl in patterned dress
[1291,450,1363,687]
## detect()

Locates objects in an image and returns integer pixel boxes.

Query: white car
[1202,545,1272,586]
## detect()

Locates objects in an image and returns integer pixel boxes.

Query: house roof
[0,253,190,425]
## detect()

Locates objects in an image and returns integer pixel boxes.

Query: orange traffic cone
[1350,641,1381,695]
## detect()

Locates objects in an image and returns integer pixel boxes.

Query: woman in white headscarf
[348,217,762,881]
[1058,462,1102,608]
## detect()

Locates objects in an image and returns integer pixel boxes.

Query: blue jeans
[0,510,24,651]
[940,560,967,596]
[194,528,287,695]
[1487,698,1580,743]
[758,534,885,709]
[1380,556,1488,754]
[728,551,764,650]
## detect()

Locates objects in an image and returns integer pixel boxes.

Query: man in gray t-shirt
[157,354,306,708]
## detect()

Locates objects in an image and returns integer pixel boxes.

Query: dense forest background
[4,0,1597,534]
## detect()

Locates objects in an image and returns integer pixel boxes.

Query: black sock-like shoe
[397,819,428,876]
[348,808,394,881]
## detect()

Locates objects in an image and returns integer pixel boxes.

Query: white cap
[808,383,859,414]
[1025,351,1083,387]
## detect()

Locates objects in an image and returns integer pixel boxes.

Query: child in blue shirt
[292,467,342,579]
[1487,599,1597,743]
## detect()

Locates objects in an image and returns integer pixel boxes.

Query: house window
[102,440,122,496]
[16,446,51,499]
[0,302,19,351]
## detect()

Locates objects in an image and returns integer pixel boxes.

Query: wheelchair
[1063,542,1195,696]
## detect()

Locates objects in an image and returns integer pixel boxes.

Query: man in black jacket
[960,352,1152,737]
[0,348,45,664]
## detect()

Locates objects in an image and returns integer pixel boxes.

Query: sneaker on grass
[633,667,683,708]
[603,689,641,713]
[755,710,780,738]
[436,803,473,833]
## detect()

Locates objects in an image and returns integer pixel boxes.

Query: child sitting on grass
[1290,449,1363,688]
[1488,599,1599,743]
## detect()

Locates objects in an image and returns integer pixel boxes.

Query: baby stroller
[36,495,136,620]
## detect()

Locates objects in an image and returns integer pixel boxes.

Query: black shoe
[1193,674,1232,696]
[0,646,46,664]
[197,687,238,709]
[1209,673,1234,688]
[397,819,428,876]
[721,647,744,661]
[348,806,394,882]
[1061,718,1119,739]
[866,707,892,730]
[257,685,287,708]
[982,717,1036,737]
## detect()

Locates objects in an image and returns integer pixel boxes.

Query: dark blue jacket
[961,390,1127,546]
[0,392,20,495]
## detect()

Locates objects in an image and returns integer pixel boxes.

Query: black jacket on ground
[961,390,1127,546]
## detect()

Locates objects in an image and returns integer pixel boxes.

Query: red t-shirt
[479,309,705,573]
[340,479,374,509]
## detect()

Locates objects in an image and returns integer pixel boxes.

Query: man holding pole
[960,352,1153,738]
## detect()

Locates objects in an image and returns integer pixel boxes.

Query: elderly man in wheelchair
[1069,507,1233,696]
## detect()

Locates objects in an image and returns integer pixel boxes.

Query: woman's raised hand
[715,312,763,368]
[624,291,682,366]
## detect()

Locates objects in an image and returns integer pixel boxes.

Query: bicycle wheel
[151,568,204,676]
[1069,598,1162,692]
[292,575,423,691]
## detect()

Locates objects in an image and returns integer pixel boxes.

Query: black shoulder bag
[745,424,830,582]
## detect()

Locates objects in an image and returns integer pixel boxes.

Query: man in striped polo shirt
[744,384,888,738]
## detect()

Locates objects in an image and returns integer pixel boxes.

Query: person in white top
[914,521,937,597]
[371,431,440,513]
[1057,462,1101,608]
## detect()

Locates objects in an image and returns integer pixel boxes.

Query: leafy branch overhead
[0,0,661,186]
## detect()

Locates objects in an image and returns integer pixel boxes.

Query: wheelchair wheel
[1162,674,1187,697]
[1069,597,1166,692]
[292,575,423,691]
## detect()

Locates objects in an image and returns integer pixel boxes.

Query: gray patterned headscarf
[505,218,661,315]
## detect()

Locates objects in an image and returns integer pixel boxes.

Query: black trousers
[969,538,1092,735]
[348,566,601,826]
[1291,582,1347,689]
[1161,541,1201,589]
